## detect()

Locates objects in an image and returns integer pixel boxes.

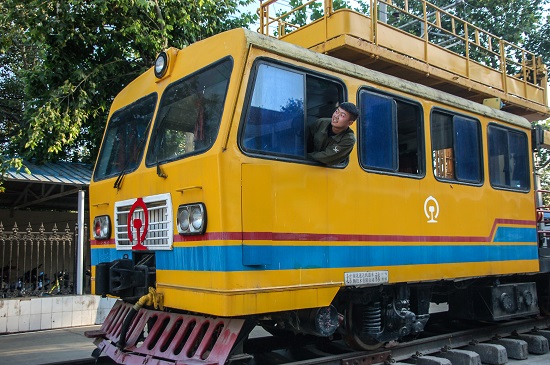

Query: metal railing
[537,189,550,248]
[0,222,89,298]
[258,0,547,101]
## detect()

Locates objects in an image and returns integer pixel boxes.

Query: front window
[146,58,232,165]
[94,94,157,181]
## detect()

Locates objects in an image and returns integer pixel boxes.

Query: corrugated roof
[1,161,93,211]
[5,161,92,186]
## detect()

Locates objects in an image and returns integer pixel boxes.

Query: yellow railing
[258,0,547,99]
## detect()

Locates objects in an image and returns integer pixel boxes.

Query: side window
[431,110,482,183]
[488,125,530,191]
[241,62,344,159]
[359,90,424,175]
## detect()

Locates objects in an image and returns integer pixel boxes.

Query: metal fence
[0,222,90,298]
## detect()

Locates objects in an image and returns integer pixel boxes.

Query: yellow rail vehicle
[88,9,547,365]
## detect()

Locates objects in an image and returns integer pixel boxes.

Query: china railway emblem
[424,196,439,224]
[127,197,149,250]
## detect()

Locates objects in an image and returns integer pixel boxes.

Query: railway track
[47,316,550,365]
[237,316,550,365]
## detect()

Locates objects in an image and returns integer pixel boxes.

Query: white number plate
[344,270,389,286]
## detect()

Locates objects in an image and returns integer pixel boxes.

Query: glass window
[431,110,482,183]
[359,90,423,175]
[94,94,157,181]
[488,125,530,190]
[146,58,232,166]
[454,116,482,182]
[241,62,343,160]
[242,64,305,157]
[360,92,397,170]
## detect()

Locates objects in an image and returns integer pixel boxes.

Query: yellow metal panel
[525,84,546,105]
[158,284,340,316]
[377,24,426,62]
[326,10,372,43]
[280,19,327,49]
[156,255,539,316]
[427,45,467,78]
[469,62,503,90]
[281,10,373,50]
[241,164,273,233]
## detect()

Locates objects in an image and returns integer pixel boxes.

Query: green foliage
[0,0,257,171]
[2,0,550,189]
[273,0,351,33]
[0,156,27,193]
[534,119,550,206]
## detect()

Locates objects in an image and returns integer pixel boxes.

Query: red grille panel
[94,301,245,365]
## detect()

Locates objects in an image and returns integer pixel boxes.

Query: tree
[3,1,550,188]
[0,0,256,181]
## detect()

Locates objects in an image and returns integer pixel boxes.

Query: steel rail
[235,316,550,365]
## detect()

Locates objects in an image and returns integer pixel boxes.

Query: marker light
[154,51,168,78]
[177,203,206,235]
[93,215,111,240]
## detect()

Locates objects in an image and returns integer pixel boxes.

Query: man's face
[331,107,354,132]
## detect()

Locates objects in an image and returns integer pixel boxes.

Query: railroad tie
[463,343,507,365]
[490,338,529,360]
[436,349,481,365]
[514,333,550,354]
[414,355,452,365]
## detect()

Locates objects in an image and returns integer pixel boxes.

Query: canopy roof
[1,161,92,211]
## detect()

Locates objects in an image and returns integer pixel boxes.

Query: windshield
[94,94,157,180]
[145,58,232,165]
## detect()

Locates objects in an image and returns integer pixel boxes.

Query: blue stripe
[91,248,128,265]
[493,227,537,242]
[92,243,538,271]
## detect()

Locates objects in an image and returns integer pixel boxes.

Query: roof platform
[258,0,550,121]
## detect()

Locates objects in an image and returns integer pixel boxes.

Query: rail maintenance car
[87,1,550,364]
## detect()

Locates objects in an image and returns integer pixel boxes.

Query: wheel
[343,302,385,350]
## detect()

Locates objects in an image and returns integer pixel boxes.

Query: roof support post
[324,0,333,16]
[76,189,85,295]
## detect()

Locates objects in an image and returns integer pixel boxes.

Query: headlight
[177,203,206,235]
[154,51,168,78]
[93,215,111,240]
[190,206,204,230]
[177,208,190,232]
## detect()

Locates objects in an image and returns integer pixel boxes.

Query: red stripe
[91,218,536,246]
[91,239,115,246]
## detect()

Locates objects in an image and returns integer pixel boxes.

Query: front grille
[114,193,173,249]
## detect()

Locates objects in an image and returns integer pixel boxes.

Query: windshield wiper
[156,161,167,178]
[113,169,126,189]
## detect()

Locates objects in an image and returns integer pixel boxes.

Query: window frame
[145,57,233,167]
[238,58,348,166]
[357,87,425,178]
[487,123,531,192]
[430,108,484,186]
[93,93,158,182]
